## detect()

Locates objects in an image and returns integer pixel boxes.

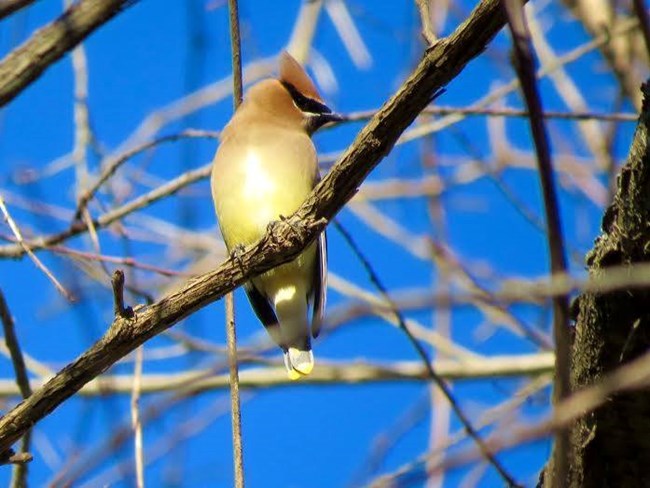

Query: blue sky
[0,0,638,486]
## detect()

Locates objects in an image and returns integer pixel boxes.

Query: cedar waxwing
[211,52,341,380]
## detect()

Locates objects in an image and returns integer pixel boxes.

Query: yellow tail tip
[287,369,302,381]
[284,348,314,379]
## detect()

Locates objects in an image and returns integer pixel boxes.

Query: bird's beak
[319,112,345,125]
[305,111,346,133]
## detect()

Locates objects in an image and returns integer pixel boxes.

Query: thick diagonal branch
[0,0,134,107]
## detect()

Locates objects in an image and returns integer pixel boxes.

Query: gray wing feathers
[244,283,284,348]
[311,231,327,338]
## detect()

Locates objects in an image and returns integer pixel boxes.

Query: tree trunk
[546,81,650,487]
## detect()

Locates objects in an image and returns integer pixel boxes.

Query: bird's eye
[281,82,332,115]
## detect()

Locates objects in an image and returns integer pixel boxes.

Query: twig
[131,346,144,488]
[561,0,643,108]
[0,163,212,258]
[229,0,243,108]
[348,201,550,346]
[82,396,236,488]
[227,0,245,487]
[368,376,551,487]
[420,117,451,488]
[409,345,650,478]
[0,194,73,301]
[50,245,188,277]
[0,291,33,488]
[0,293,31,401]
[398,16,642,145]
[415,0,438,44]
[344,105,638,123]
[328,273,481,360]
[324,0,372,68]
[225,293,243,486]
[74,130,219,221]
[286,0,323,63]
[334,221,520,487]
[0,0,136,107]
[503,1,571,485]
[111,269,134,319]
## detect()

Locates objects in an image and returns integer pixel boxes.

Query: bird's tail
[274,285,313,380]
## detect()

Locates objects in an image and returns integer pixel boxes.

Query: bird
[211,52,341,380]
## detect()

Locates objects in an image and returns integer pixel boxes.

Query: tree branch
[0,0,136,107]
[503,1,571,485]
[0,355,552,397]
[0,0,35,20]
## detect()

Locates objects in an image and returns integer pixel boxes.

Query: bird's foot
[230,244,246,273]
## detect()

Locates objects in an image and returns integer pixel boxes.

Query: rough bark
[545,81,650,487]
[0,0,35,20]
[0,0,135,107]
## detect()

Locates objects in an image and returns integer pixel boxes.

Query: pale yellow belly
[211,146,317,297]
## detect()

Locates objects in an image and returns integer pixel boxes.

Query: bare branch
[0,291,32,487]
[0,355,555,397]
[226,1,245,486]
[503,1,571,483]
[0,0,136,107]
[0,195,73,300]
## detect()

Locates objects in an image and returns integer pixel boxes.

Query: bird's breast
[212,141,316,249]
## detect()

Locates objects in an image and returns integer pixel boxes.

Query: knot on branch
[259,216,327,257]
[0,448,32,465]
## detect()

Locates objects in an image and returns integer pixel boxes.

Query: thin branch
[324,0,372,68]
[0,355,554,397]
[111,269,134,319]
[0,0,136,107]
[369,376,551,487]
[286,0,323,63]
[0,291,33,488]
[0,163,212,258]
[344,105,638,122]
[0,195,73,301]
[334,221,520,487]
[503,1,571,484]
[227,1,245,487]
[131,346,144,488]
[74,130,219,221]
[0,293,31,400]
[416,0,438,44]
[420,346,650,477]
[398,16,642,145]
[228,0,243,108]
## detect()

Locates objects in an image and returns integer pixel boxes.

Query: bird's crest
[279,51,323,103]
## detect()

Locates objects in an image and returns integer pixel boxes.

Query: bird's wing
[311,231,327,338]
[244,283,283,348]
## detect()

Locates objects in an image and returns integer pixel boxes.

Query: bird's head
[243,52,343,134]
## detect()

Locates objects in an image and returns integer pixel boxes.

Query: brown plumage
[211,52,341,379]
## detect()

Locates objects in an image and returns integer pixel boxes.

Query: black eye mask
[281,81,332,115]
